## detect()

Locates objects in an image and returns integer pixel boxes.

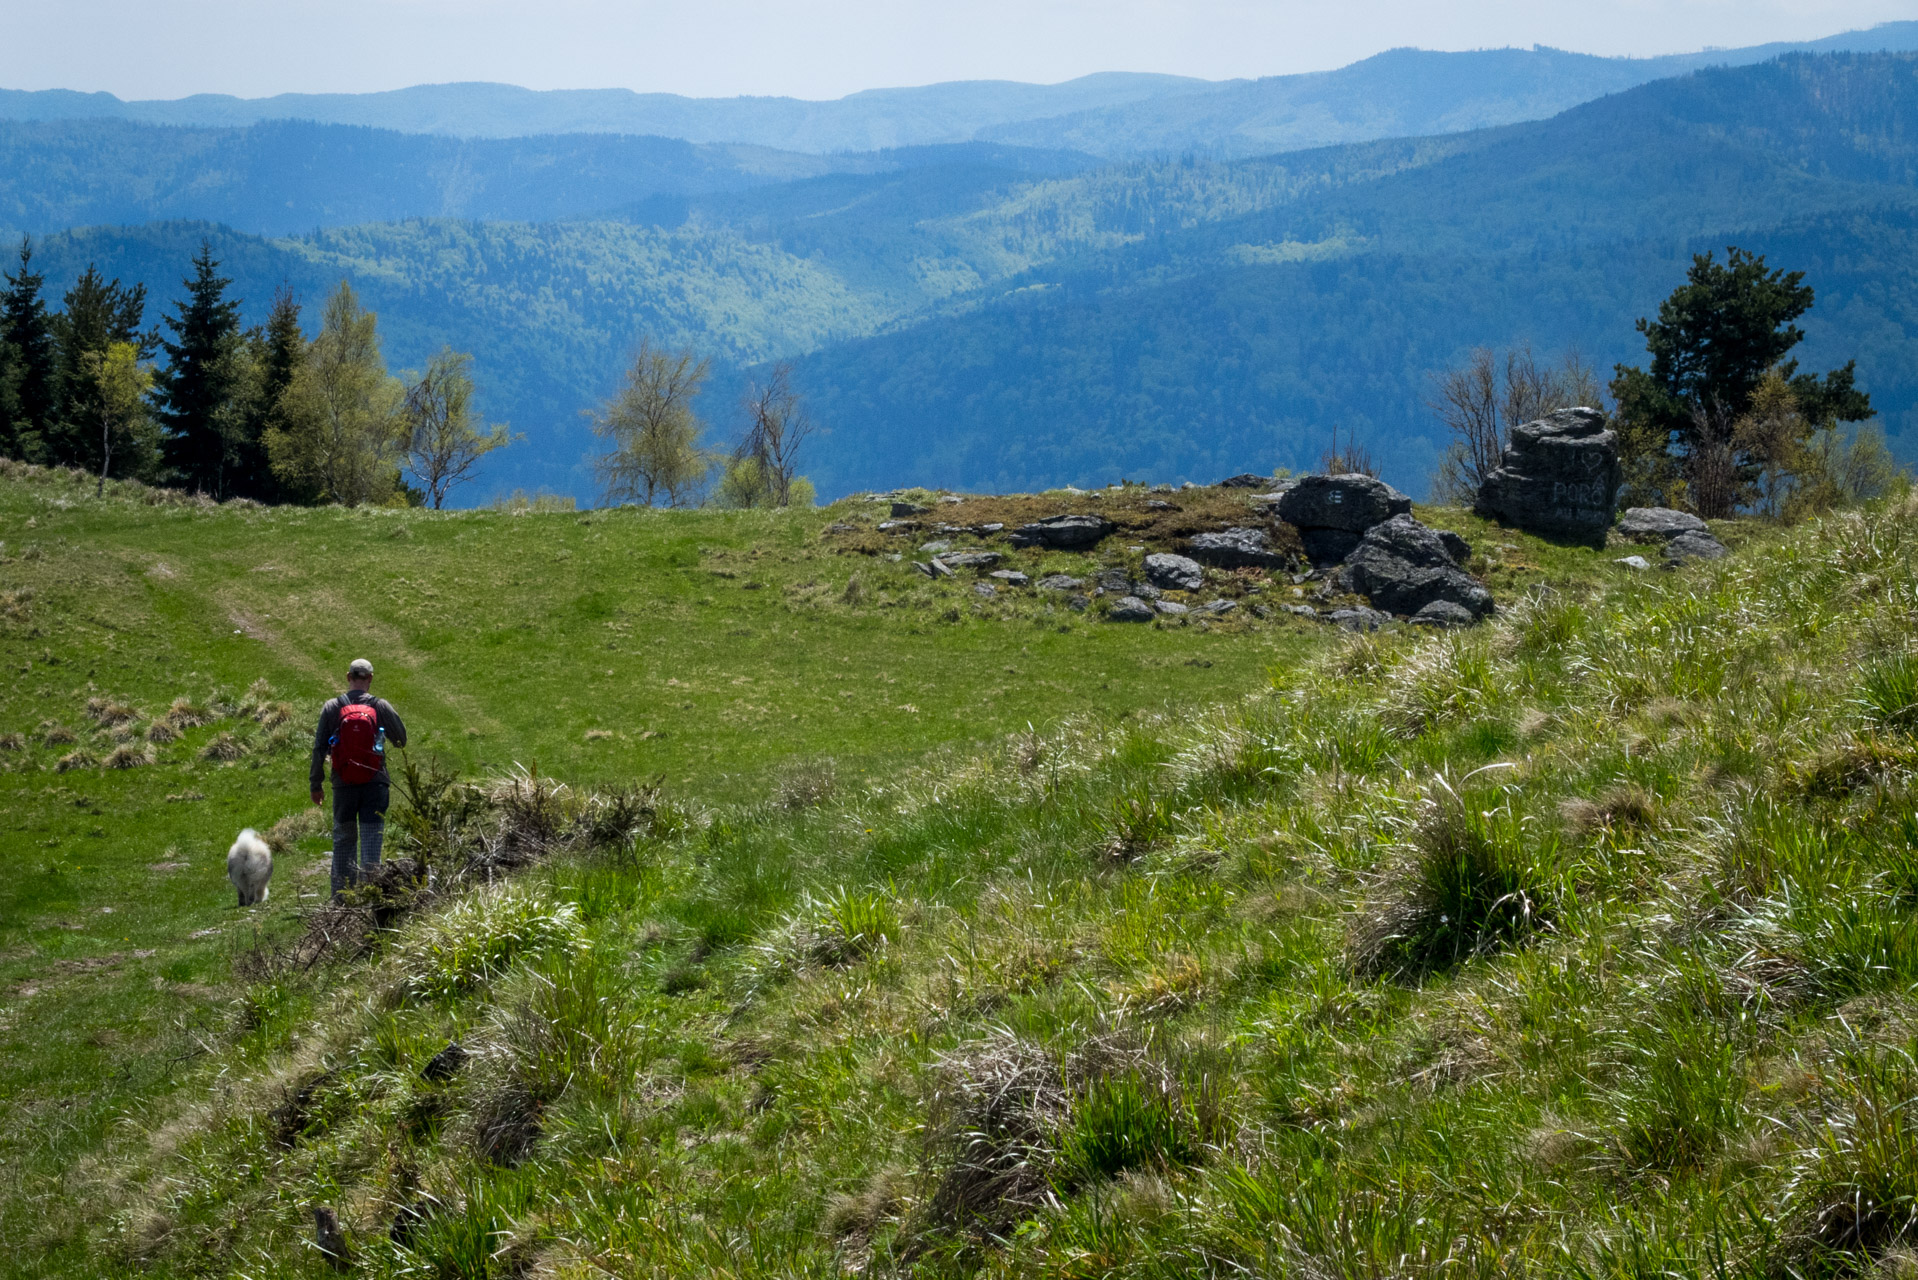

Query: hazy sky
[5,0,1916,100]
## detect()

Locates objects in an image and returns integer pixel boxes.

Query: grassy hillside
[0,461,1342,1273]
[17,462,1918,1277]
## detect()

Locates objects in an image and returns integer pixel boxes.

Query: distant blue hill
[3,22,1917,157]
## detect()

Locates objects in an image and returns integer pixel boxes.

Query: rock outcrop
[1475,407,1621,542]
[1338,514,1494,621]
[1276,474,1413,564]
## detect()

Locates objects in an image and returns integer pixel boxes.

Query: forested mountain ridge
[4,22,1918,154]
[0,119,1097,238]
[9,53,1918,500]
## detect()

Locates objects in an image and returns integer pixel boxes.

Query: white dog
[227,828,273,906]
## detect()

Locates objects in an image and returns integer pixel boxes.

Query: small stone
[1218,473,1272,488]
[973,582,996,598]
[421,1040,469,1081]
[1037,574,1085,591]
[1144,552,1205,592]
[1066,594,1090,611]
[1108,595,1155,622]
[876,520,913,533]
[1327,606,1392,632]
[1283,604,1318,619]
[1144,499,1175,510]
[823,522,857,534]
[891,501,930,517]
[938,551,1003,570]
[1616,507,1707,542]
[919,539,951,553]
[1200,599,1238,614]
[1155,600,1190,616]
[1614,555,1651,570]
[1008,514,1116,550]
[938,494,963,505]
[978,522,1005,533]
[1665,530,1729,562]
[1411,600,1476,627]
[990,569,1030,586]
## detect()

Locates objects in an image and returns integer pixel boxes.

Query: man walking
[311,658,407,898]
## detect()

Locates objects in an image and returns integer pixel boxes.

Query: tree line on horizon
[0,239,513,507]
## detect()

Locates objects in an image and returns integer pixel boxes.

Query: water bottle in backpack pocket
[331,702,386,784]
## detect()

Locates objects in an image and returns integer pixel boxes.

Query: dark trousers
[331,778,390,897]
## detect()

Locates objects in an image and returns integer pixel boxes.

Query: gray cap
[347,658,374,678]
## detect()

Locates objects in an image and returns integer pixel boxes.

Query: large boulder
[1616,507,1708,543]
[1144,552,1204,592]
[1338,514,1494,621]
[1218,473,1273,489]
[1009,514,1115,550]
[1474,407,1621,541]
[1277,474,1413,532]
[1188,527,1285,569]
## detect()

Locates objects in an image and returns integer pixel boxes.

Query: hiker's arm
[309,703,336,799]
[380,701,407,750]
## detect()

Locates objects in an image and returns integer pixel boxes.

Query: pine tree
[154,242,242,495]
[45,266,154,474]
[0,239,57,461]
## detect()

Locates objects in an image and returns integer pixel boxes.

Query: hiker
[310,658,407,899]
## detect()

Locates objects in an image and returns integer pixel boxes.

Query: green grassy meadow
[0,462,1333,1271]
[18,459,1910,1280]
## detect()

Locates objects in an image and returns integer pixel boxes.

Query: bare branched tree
[402,349,515,509]
[736,363,815,508]
[1429,345,1604,502]
[590,339,712,508]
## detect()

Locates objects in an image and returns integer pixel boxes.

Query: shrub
[164,697,213,728]
[397,884,584,1001]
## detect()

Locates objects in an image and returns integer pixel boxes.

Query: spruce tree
[228,286,307,503]
[46,266,154,474]
[0,239,57,461]
[155,242,242,495]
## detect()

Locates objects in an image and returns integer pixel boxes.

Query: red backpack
[331,701,384,784]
